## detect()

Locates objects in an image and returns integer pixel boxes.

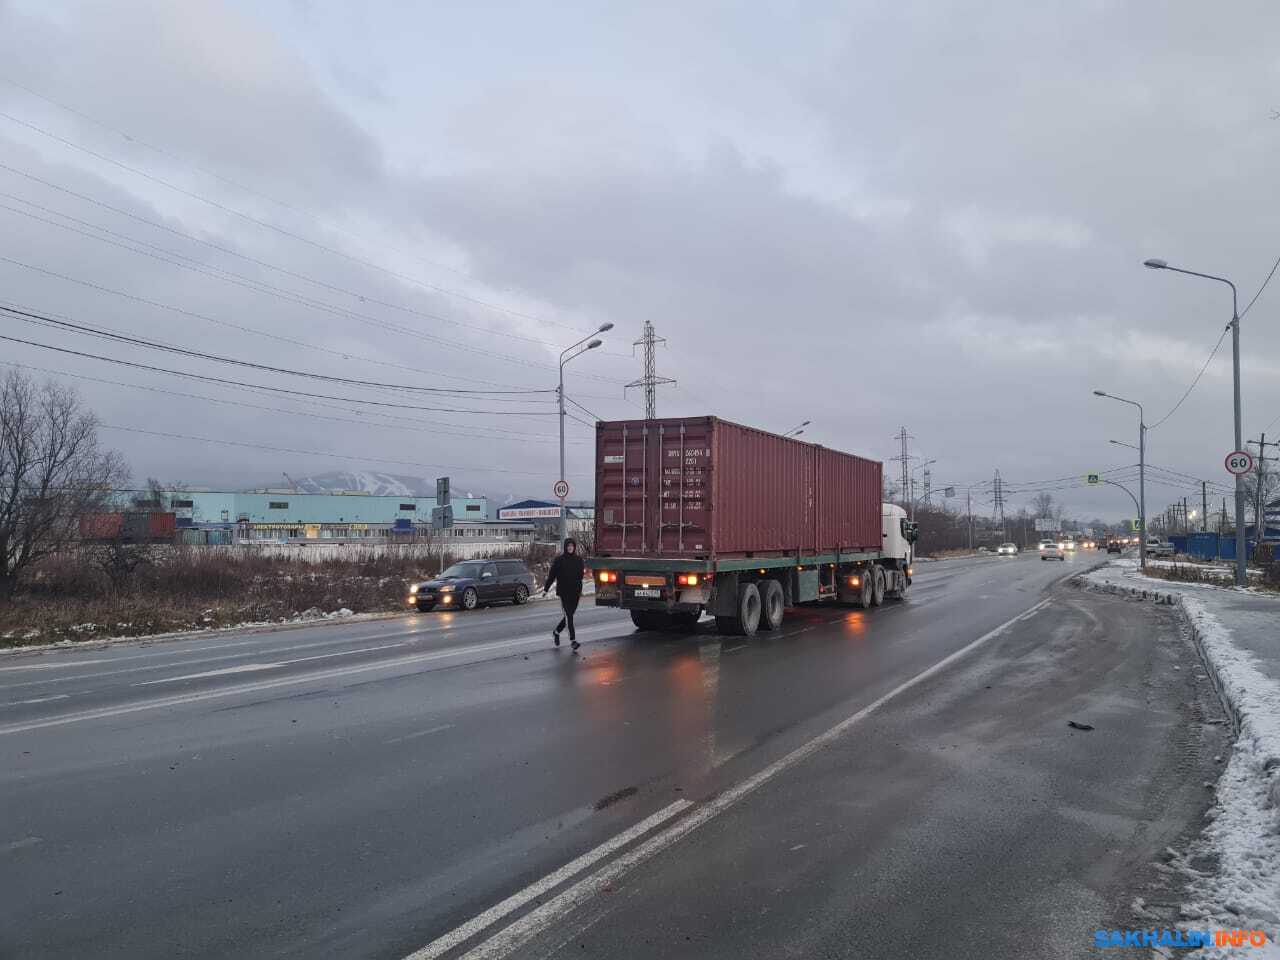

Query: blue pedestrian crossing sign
[1085,472,1101,485]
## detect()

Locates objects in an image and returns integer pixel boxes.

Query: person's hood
[562,537,577,553]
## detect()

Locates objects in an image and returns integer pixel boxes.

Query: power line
[1241,250,1280,317]
[0,252,625,384]
[0,304,555,397]
[564,395,604,421]
[0,99,591,335]
[100,425,591,479]
[0,189,618,356]
[1147,326,1228,430]
[0,332,562,416]
[0,358,594,445]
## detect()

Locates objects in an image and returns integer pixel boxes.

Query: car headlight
[409,584,419,594]
[438,585,454,592]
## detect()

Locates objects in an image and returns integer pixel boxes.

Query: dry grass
[1142,558,1280,593]
[2,542,560,647]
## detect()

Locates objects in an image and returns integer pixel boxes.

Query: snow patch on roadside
[1176,593,1280,949]
[1084,561,1280,951]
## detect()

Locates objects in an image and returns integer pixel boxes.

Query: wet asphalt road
[0,550,1226,959]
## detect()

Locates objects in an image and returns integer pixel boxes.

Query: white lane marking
[1,694,71,708]
[0,622,627,737]
[403,800,692,960]
[132,640,413,686]
[0,660,101,672]
[135,663,284,685]
[0,629,444,685]
[0,605,604,669]
[0,611,627,687]
[384,724,455,745]
[438,598,1053,960]
[0,836,42,854]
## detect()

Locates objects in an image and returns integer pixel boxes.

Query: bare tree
[1031,492,1055,519]
[1242,469,1280,530]
[0,371,127,597]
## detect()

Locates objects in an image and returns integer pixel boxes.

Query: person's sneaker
[552,630,561,647]
[570,639,581,652]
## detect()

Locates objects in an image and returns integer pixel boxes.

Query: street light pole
[1094,390,1146,571]
[1144,258,1246,586]
[558,323,613,543]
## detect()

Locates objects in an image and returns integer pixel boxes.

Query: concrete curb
[1176,596,1245,737]
[1079,574,1241,736]
[1079,577,1180,605]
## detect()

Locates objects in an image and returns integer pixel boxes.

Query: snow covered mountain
[290,471,432,497]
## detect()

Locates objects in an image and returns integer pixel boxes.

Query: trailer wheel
[869,567,886,606]
[853,571,873,608]
[758,580,784,631]
[736,582,761,637]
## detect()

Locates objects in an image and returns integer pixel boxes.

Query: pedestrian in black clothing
[544,538,585,651]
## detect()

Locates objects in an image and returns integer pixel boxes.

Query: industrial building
[497,500,595,540]
[108,489,532,545]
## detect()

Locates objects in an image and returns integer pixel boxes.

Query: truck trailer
[587,416,918,636]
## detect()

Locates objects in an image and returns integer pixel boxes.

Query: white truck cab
[882,503,916,569]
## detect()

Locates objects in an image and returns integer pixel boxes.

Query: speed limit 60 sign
[553,479,570,499]
[1225,450,1254,476]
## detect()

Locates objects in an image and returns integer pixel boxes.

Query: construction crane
[282,472,300,493]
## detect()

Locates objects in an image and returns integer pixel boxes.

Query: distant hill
[284,471,510,501]
[290,471,432,498]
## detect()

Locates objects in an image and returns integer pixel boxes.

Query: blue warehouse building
[111,489,502,543]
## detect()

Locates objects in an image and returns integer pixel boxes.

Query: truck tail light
[676,573,700,587]
[597,571,618,584]
[907,566,913,577]
[848,575,861,587]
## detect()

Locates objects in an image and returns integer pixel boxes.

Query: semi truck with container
[586,416,918,637]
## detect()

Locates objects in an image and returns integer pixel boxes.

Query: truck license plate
[633,588,661,598]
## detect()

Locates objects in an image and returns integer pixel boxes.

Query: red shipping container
[144,512,177,540]
[79,512,176,541]
[80,513,124,540]
[595,417,881,560]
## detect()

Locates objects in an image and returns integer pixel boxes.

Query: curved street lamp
[1143,258,1245,585]
[558,323,612,541]
[1093,389,1146,571]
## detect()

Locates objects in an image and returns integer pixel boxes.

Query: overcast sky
[0,0,1277,520]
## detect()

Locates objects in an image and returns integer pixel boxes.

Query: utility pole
[1202,481,1208,533]
[890,427,913,506]
[922,465,932,506]
[967,487,973,550]
[624,320,676,419]
[1182,497,1189,536]
[1247,433,1279,534]
[993,469,1006,541]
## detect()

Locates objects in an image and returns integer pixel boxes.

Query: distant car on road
[408,559,535,612]
[1107,538,1124,554]
[997,542,1018,555]
[1039,540,1065,561]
